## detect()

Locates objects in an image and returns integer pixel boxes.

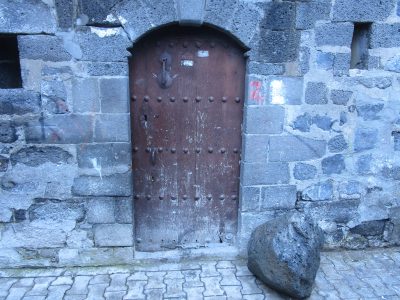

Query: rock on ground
[247,213,324,299]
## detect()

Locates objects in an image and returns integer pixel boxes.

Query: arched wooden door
[130,26,245,251]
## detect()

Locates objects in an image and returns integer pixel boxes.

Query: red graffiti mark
[249,80,264,104]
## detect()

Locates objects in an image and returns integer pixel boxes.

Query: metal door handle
[151,148,157,165]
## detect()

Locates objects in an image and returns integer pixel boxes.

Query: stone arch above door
[112,0,263,49]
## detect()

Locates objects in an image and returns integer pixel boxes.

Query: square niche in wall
[0,35,23,89]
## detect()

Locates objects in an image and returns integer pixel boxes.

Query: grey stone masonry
[370,24,400,48]
[332,0,395,21]
[305,82,328,104]
[100,78,129,113]
[315,23,354,47]
[242,162,290,185]
[244,106,284,134]
[72,173,132,197]
[18,35,72,62]
[0,89,41,115]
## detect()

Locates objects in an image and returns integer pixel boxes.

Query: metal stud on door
[130,26,245,251]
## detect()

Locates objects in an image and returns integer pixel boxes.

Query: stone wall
[0,0,399,267]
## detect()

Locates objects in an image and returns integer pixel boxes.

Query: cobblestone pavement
[0,248,399,300]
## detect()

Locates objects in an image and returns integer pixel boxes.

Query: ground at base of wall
[0,248,399,300]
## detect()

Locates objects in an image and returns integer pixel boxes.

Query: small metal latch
[158,51,173,89]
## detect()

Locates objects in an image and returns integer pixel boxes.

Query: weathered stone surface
[77,143,131,168]
[0,0,56,34]
[248,213,323,299]
[230,2,261,46]
[41,80,69,114]
[100,78,129,113]
[115,198,133,223]
[356,77,392,89]
[370,24,400,48]
[357,154,373,175]
[333,53,351,76]
[244,106,284,134]
[296,0,331,30]
[354,128,378,152]
[322,154,346,175]
[0,121,17,143]
[259,30,300,63]
[312,115,332,131]
[299,199,360,224]
[28,199,85,222]
[94,224,133,247]
[267,77,303,105]
[328,135,348,153]
[113,0,153,41]
[0,89,40,115]
[385,55,400,73]
[260,1,295,31]
[0,155,8,172]
[330,90,352,105]
[247,62,285,76]
[356,102,384,120]
[382,165,400,180]
[292,113,312,132]
[350,220,386,236]
[177,0,205,25]
[94,114,130,142]
[316,52,334,70]
[204,0,237,30]
[269,136,326,162]
[260,185,297,210]
[55,0,74,29]
[72,173,132,197]
[315,23,354,46]
[242,135,269,163]
[332,0,394,22]
[10,146,73,167]
[75,27,131,62]
[242,162,289,185]
[338,180,363,200]
[72,78,100,113]
[86,62,128,76]
[394,132,400,151]
[293,163,317,180]
[78,0,120,25]
[302,180,334,201]
[305,82,328,105]
[86,198,116,224]
[25,115,94,144]
[18,35,72,62]
[299,47,310,75]
[241,186,260,212]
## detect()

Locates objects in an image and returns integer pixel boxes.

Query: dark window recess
[0,35,23,89]
[350,23,372,70]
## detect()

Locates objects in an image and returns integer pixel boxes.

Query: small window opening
[0,35,23,89]
[350,23,372,69]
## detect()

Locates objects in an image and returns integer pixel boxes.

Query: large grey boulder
[247,213,324,299]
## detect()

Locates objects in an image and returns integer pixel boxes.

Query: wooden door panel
[130,26,245,251]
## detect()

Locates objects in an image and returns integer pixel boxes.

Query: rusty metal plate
[130,26,245,251]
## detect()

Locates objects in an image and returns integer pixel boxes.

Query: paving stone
[216,261,235,269]
[237,276,262,295]
[165,271,184,279]
[104,290,126,300]
[87,283,108,300]
[164,278,185,298]
[202,277,224,297]
[234,265,253,277]
[125,280,146,299]
[6,287,29,299]
[14,278,34,287]
[66,276,91,295]
[47,285,70,300]
[90,274,110,285]
[184,286,205,299]
[146,272,166,289]
[127,272,147,281]
[105,273,128,292]
[51,276,73,286]
[183,270,203,288]
[143,288,164,299]
[64,295,86,300]
[200,262,220,277]
[218,269,240,286]
[222,286,242,300]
